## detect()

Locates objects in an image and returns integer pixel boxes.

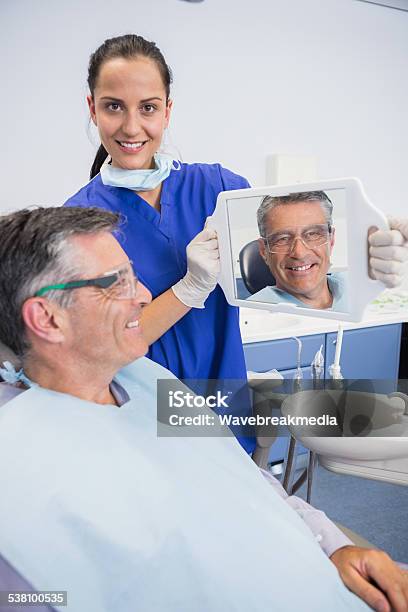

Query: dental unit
[329,324,344,381]
[311,344,324,390]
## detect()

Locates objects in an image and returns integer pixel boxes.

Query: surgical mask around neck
[100,153,180,192]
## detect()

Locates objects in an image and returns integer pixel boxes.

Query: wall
[1,0,407,215]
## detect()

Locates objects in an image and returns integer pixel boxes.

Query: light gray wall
[1,0,407,214]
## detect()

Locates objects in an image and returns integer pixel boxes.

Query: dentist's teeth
[290,264,313,271]
[120,142,144,149]
[126,320,139,329]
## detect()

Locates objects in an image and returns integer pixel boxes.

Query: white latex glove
[172,224,220,308]
[368,217,408,288]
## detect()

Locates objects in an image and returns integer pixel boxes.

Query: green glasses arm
[34,274,118,297]
[35,280,90,297]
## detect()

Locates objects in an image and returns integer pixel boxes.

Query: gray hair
[0,206,120,358]
[257,191,333,238]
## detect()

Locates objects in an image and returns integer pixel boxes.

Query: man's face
[259,201,335,303]
[64,232,152,372]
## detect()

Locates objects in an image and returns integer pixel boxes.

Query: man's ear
[22,298,67,345]
[329,226,336,254]
[258,238,268,263]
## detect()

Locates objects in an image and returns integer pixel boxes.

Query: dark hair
[88,34,173,179]
[0,206,120,358]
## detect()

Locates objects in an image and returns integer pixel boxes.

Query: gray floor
[294,463,408,563]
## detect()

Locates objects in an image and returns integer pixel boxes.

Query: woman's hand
[172,225,220,309]
[369,218,408,287]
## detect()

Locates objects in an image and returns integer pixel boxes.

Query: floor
[294,463,408,563]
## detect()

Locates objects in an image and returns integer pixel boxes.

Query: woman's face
[88,57,172,170]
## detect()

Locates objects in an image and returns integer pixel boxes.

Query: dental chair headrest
[239,240,276,294]
[0,382,25,406]
[0,341,21,371]
[0,341,25,404]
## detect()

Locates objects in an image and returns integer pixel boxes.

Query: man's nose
[132,281,152,307]
[289,235,310,257]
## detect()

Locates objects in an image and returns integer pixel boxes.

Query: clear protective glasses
[263,223,332,254]
[34,261,138,300]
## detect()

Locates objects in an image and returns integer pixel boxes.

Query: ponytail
[90,144,109,179]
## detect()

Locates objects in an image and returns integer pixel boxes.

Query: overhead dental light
[356,0,408,11]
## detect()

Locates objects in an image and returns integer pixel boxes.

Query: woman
[65,34,255,453]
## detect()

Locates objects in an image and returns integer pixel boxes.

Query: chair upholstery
[0,383,24,405]
[239,240,276,295]
[0,341,21,370]
[0,554,55,612]
[335,523,375,549]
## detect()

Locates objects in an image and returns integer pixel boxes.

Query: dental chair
[0,554,55,612]
[239,240,276,294]
[0,341,21,370]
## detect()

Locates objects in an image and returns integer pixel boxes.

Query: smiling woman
[64,34,256,453]
[88,56,172,175]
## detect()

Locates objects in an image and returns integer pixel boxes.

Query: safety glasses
[34,261,138,300]
[264,224,332,254]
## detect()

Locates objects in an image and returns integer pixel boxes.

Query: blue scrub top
[65,163,255,453]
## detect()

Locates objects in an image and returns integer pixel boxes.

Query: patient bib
[0,358,368,611]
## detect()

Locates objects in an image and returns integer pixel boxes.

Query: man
[0,207,407,612]
[247,191,348,310]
